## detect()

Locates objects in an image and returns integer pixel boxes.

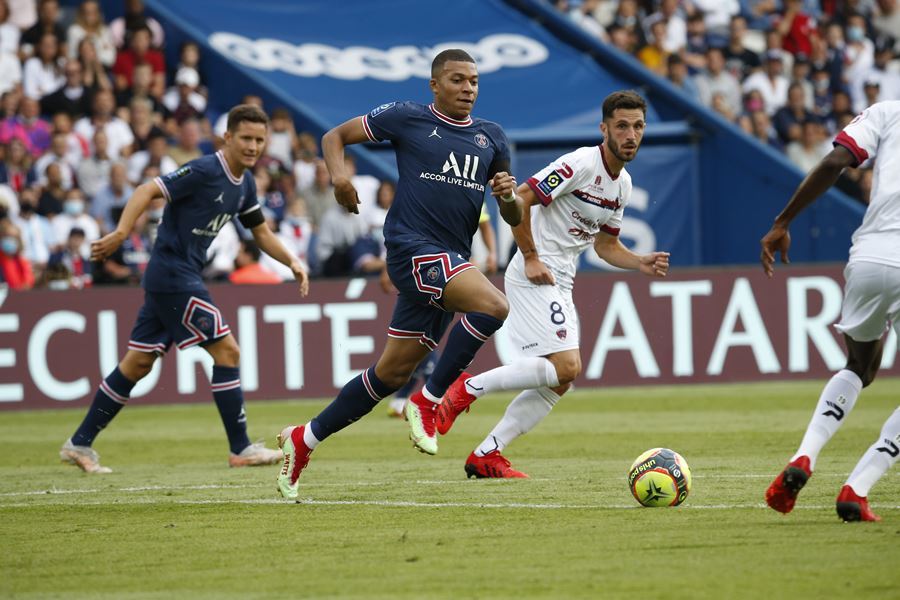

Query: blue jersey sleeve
[154,160,206,203]
[237,176,264,228]
[360,101,413,143]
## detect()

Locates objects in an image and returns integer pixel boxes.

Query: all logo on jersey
[419,152,485,192]
[474,133,488,148]
[192,213,233,237]
[369,102,396,118]
[442,152,479,181]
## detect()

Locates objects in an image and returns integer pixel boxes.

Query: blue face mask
[1,237,18,255]
[847,26,865,42]
[64,200,84,216]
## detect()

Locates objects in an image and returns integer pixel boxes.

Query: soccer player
[762,100,900,522]
[60,104,310,474]
[436,91,671,478]
[276,49,522,499]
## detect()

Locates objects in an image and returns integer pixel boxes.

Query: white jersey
[833,100,900,268]
[507,145,632,289]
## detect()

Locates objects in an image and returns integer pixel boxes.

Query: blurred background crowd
[0,0,896,290]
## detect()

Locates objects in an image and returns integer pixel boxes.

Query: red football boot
[464,450,529,479]
[436,371,476,435]
[765,455,812,514]
[836,485,882,522]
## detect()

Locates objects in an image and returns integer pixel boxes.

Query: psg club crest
[195,315,214,334]
[474,133,488,148]
[556,328,567,340]
[426,265,440,282]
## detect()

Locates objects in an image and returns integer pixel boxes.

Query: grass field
[2,379,899,600]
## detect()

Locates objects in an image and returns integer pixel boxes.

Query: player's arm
[593,232,669,277]
[511,184,555,285]
[321,117,371,215]
[760,145,856,278]
[487,159,522,227]
[90,180,162,261]
[250,223,309,297]
[478,218,498,274]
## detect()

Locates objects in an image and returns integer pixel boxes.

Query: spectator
[203,221,239,281]
[127,130,175,185]
[7,0,36,31]
[213,94,262,140]
[40,59,94,119]
[12,185,55,269]
[774,0,818,56]
[742,0,780,32]
[34,130,76,190]
[742,49,790,114]
[873,0,900,40]
[253,164,286,224]
[36,161,65,217]
[567,0,607,41]
[750,109,783,150]
[844,13,876,98]
[17,96,52,156]
[786,119,830,172]
[788,53,815,109]
[76,128,111,199]
[66,0,115,67]
[861,78,882,108]
[683,12,710,72]
[666,53,701,101]
[344,154,379,211]
[111,25,165,98]
[712,90,740,122]
[90,161,132,231]
[174,41,205,88]
[645,0,687,53]
[810,68,834,118]
[90,206,150,285]
[126,95,164,152]
[0,220,34,289]
[229,239,282,285]
[315,201,372,277]
[695,47,743,116]
[52,187,98,255]
[109,0,164,49]
[19,0,65,60]
[74,89,134,160]
[0,137,37,192]
[607,23,638,55]
[265,107,296,168]
[22,32,64,100]
[0,0,21,56]
[610,0,643,44]
[162,67,207,125]
[854,36,900,110]
[693,0,741,45]
[300,158,334,229]
[261,197,311,279]
[47,226,91,288]
[723,14,762,81]
[76,36,111,92]
[637,19,670,76]
[167,118,202,166]
[292,131,319,193]
[0,36,21,96]
[772,82,816,144]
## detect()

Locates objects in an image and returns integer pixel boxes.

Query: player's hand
[90,230,126,261]
[333,178,361,214]
[760,225,790,278]
[290,262,310,297]
[524,256,555,285]
[489,172,517,201]
[379,266,396,294]
[639,252,670,277]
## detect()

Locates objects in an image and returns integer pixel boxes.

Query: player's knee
[550,383,571,396]
[555,357,581,385]
[210,337,241,366]
[124,353,156,380]
[378,367,414,390]
[481,295,509,321]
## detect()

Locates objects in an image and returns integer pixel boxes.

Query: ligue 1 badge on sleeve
[474,133,488,148]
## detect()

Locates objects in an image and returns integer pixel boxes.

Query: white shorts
[503,279,580,358]
[834,261,900,342]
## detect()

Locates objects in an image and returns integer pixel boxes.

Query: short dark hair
[431,49,475,78]
[227,104,269,132]
[602,91,647,121]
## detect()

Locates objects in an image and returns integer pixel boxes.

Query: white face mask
[1,236,18,255]
[64,200,85,216]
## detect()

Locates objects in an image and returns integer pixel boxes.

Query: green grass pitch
[2,379,898,599]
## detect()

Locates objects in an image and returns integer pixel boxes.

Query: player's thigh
[504,282,580,358]
[374,337,432,388]
[442,268,508,317]
[835,262,896,342]
[204,333,240,367]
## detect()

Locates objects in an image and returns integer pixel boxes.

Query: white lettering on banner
[707,278,780,375]
[263,304,322,390]
[237,306,259,391]
[28,311,89,400]
[323,302,377,387]
[97,310,162,397]
[208,33,549,81]
[586,282,660,379]
[650,280,713,376]
[787,277,844,372]
[177,346,213,395]
[0,313,22,402]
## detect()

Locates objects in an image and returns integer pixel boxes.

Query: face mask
[147,208,164,221]
[286,215,305,226]
[1,237,17,255]
[815,78,830,91]
[847,26,864,42]
[64,200,84,216]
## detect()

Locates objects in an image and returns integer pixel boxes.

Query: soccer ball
[628,448,692,507]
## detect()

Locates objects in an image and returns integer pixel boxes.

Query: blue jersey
[361,101,510,258]
[143,151,263,292]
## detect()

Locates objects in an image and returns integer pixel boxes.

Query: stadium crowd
[1,0,896,291]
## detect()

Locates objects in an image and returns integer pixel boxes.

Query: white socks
[466,357,559,399]
[475,387,560,456]
[303,422,320,450]
[846,407,900,497]
[793,370,862,469]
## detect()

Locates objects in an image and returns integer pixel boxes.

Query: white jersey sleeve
[834,105,883,167]
[525,148,594,206]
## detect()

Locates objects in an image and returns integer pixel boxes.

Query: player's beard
[608,137,639,163]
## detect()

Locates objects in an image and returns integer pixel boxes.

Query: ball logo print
[628,448,692,507]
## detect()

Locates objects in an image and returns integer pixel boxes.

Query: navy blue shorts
[128,289,231,354]
[386,241,476,350]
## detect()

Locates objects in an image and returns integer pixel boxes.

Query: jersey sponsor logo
[192,213,233,237]
[474,133,488,148]
[429,127,441,138]
[164,165,192,183]
[442,152,480,180]
[567,227,595,242]
[572,189,620,210]
[369,102,396,117]
[537,171,564,196]
[210,33,549,81]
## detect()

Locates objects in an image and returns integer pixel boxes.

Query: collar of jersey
[429,103,473,127]
[598,144,619,180]
[216,150,244,185]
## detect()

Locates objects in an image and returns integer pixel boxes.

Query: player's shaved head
[431,49,475,78]
[602,91,647,121]
[227,104,269,132]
